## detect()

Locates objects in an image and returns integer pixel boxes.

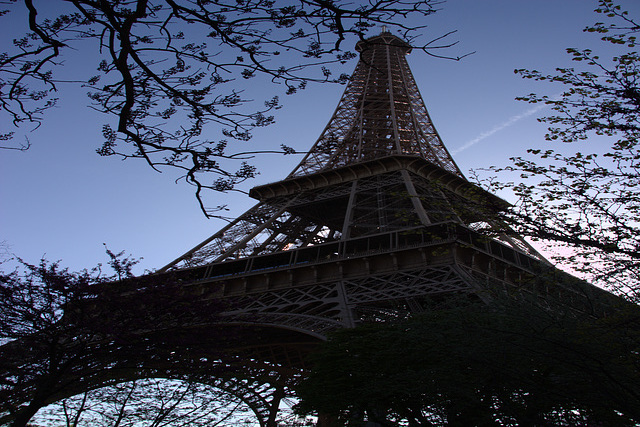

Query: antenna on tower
[381,25,389,34]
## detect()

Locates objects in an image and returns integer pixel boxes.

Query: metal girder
[163,166,539,272]
[213,259,484,339]
[0,330,294,427]
[287,32,463,178]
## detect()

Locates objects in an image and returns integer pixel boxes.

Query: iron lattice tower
[162,30,533,270]
[2,30,613,427]
[150,30,608,424]
[160,30,554,326]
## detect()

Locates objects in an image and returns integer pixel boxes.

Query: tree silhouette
[483,0,640,297]
[296,301,640,426]
[32,379,258,427]
[0,251,233,427]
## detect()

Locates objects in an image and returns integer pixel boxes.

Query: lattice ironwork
[219,263,480,335]
[163,166,544,270]
[146,29,573,425]
[287,31,463,178]
[161,30,541,271]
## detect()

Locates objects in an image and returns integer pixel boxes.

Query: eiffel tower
[151,28,612,425]
[2,29,614,427]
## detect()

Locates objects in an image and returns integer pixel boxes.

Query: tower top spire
[288,31,462,178]
[355,28,412,54]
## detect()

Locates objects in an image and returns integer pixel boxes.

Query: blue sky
[2,0,638,274]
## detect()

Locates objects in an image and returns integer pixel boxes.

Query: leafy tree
[0,0,462,216]
[295,301,640,426]
[483,0,639,297]
[0,250,138,426]
[0,250,233,427]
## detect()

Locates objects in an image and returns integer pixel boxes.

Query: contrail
[450,98,558,155]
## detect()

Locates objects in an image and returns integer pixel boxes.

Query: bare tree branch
[0,0,465,216]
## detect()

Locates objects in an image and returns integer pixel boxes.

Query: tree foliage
[0,0,460,216]
[0,251,234,427]
[483,0,639,297]
[295,301,640,426]
[0,251,138,426]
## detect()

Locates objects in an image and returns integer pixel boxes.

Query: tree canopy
[295,301,640,426]
[0,251,236,427]
[484,0,639,297]
[0,0,461,216]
